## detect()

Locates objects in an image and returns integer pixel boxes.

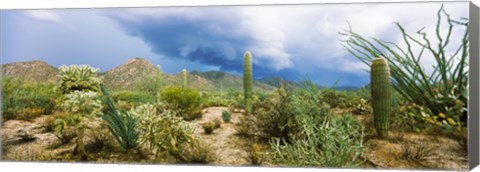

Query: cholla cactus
[243,51,253,114]
[370,57,392,138]
[60,90,102,117]
[58,65,101,94]
[58,64,102,158]
[129,103,196,156]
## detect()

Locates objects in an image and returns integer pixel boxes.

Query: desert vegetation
[1,6,468,170]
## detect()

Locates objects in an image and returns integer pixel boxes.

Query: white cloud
[21,10,63,24]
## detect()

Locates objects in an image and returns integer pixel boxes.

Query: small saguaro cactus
[155,65,163,97]
[370,57,392,138]
[244,51,253,114]
[182,69,187,88]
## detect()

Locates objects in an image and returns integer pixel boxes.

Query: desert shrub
[177,141,216,164]
[392,102,430,132]
[270,113,364,167]
[247,143,267,165]
[129,103,197,160]
[202,119,222,134]
[261,81,364,167]
[320,89,349,108]
[111,91,156,106]
[221,110,232,123]
[202,122,215,134]
[224,89,245,109]
[257,85,330,141]
[161,86,202,121]
[235,115,256,137]
[2,77,59,121]
[101,85,139,151]
[348,97,371,115]
[256,86,299,141]
[85,123,112,152]
[202,92,236,107]
[342,5,468,129]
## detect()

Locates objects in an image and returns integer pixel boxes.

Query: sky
[0,2,468,87]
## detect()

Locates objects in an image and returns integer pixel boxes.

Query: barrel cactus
[370,57,392,138]
[182,69,187,88]
[243,51,253,114]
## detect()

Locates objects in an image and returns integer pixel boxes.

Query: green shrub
[221,110,232,123]
[177,141,216,163]
[270,113,364,167]
[129,103,197,160]
[161,86,202,121]
[256,86,300,141]
[111,91,155,105]
[258,81,365,167]
[392,102,430,132]
[2,77,59,121]
[202,93,235,107]
[202,121,217,134]
[320,89,349,108]
[235,115,256,137]
[350,97,371,115]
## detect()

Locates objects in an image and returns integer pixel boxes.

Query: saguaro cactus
[243,51,253,114]
[182,69,187,88]
[155,65,163,97]
[370,57,392,138]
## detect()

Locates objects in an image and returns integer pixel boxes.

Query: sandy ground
[0,107,469,170]
[191,107,252,166]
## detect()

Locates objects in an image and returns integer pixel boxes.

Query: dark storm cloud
[103,8,281,75]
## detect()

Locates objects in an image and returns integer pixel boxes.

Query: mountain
[257,76,301,88]
[1,58,357,92]
[190,70,276,92]
[102,58,159,91]
[1,60,59,83]
[102,58,216,91]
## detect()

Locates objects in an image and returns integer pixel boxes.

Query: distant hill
[102,58,159,91]
[1,58,359,92]
[190,70,276,92]
[1,61,59,83]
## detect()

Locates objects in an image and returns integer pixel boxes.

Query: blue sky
[0,2,468,87]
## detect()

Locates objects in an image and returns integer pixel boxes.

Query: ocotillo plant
[244,51,253,114]
[182,69,187,89]
[371,57,391,138]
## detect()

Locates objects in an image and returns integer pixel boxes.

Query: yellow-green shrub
[160,86,202,121]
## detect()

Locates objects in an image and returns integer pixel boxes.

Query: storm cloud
[1,2,468,87]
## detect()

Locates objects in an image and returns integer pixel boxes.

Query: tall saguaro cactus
[370,57,392,138]
[182,69,187,89]
[243,51,253,114]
